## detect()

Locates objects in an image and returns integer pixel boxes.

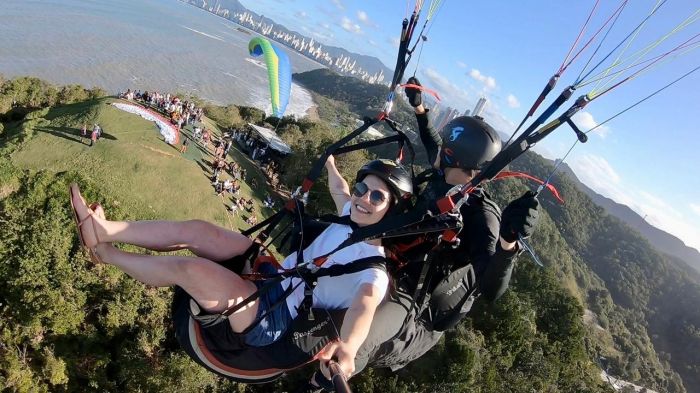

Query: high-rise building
[462,109,471,116]
[473,97,487,117]
[434,107,460,131]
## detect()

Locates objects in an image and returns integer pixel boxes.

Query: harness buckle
[304,262,320,273]
[303,286,315,321]
[437,233,461,249]
[446,184,470,211]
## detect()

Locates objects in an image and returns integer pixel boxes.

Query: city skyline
[188,0,388,84]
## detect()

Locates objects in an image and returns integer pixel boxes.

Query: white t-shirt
[281,202,389,319]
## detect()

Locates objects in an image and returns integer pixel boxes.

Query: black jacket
[355,112,521,373]
[407,111,519,303]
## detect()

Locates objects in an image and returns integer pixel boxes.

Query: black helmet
[356,159,413,203]
[439,116,501,171]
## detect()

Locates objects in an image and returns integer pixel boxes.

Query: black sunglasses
[352,182,388,206]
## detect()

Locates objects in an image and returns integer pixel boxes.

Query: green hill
[5,98,269,226]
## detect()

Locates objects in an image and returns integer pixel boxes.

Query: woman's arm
[325,155,351,215]
[320,282,384,378]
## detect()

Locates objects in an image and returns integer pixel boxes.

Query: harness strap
[239,280,302,335]
[193,255,387,329]
[412,249,438,316]
[298,255,387,321]
[306,256,387,279]
[189,275,285,328]
[242,208,288,238]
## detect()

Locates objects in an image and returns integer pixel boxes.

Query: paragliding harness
[174,231,388,383]
[173,114,466,383]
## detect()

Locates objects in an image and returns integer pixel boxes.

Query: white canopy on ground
[247,123,292,154]
[112,102,178,144]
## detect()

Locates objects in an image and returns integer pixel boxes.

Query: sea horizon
[0,0,323,118]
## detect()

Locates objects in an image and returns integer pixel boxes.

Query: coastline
[179,0,331,72]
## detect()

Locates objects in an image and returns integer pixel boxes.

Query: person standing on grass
[90,125,99,147]
[202,128,211,149]
[180,137,190,154]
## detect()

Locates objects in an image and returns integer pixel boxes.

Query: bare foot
[69,184,105,264]
[90,203,106,220]
[69,184,100,249]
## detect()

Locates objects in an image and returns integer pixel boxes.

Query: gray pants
[354,290,443,373]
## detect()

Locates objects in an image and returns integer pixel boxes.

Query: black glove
[500,191,539,243]
[405,76,422,107]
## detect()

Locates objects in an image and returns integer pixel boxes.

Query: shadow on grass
[164,140,181,152]
[36,126,118,144]
[195,160,211,175]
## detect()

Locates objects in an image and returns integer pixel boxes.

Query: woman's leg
[70,184,252,261]
[95,243,259,333]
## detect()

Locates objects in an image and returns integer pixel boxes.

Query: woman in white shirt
[68,156,413,379]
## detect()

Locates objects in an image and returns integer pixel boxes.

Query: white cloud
[357,10,368,22]
[294,11,307,19]
[482,107,517,136]
[355,10,378,28]
[468,69,497,90]
[421,68,470,108]
[319,22,331,30]
[468,68,496,90]
[341,16,362,34]
[368,39,377,46]
[456,61,467,68]
[569,155,626,200]
[570,154,700,252]
[312,30,334,41]
[332,0,345,10]
[690,203,700,216]
[506,94,520,108]
[572,111,610,139]
[388,36,400,48]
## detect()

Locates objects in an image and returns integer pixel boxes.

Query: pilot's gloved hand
[500,191,540,243]
[405,76,422,107]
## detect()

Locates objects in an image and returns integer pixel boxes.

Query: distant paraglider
[248,36,292,118]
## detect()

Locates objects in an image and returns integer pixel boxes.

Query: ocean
[0,0,322,117]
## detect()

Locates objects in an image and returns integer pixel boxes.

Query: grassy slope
[8,98,275,229]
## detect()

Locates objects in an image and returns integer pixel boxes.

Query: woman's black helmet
[356,159,413,203]
[439,116,501,171]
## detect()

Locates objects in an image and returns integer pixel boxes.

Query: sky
[240,0,700,253]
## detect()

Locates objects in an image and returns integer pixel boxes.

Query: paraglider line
[588,33,700,100]
[577,39,700,90]
[505,0,624,147]
[589,8,699,95]
[559,0,602,73]
[575,0,668,85]
[575,0,629,83]
[585,64,700,135]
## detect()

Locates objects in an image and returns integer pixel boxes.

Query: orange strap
[494,171,564,203]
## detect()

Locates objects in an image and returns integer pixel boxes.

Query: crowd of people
[120,88,205,129]
[118,87,284,228]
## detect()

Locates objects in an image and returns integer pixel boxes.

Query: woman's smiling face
[350,174,393,227]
